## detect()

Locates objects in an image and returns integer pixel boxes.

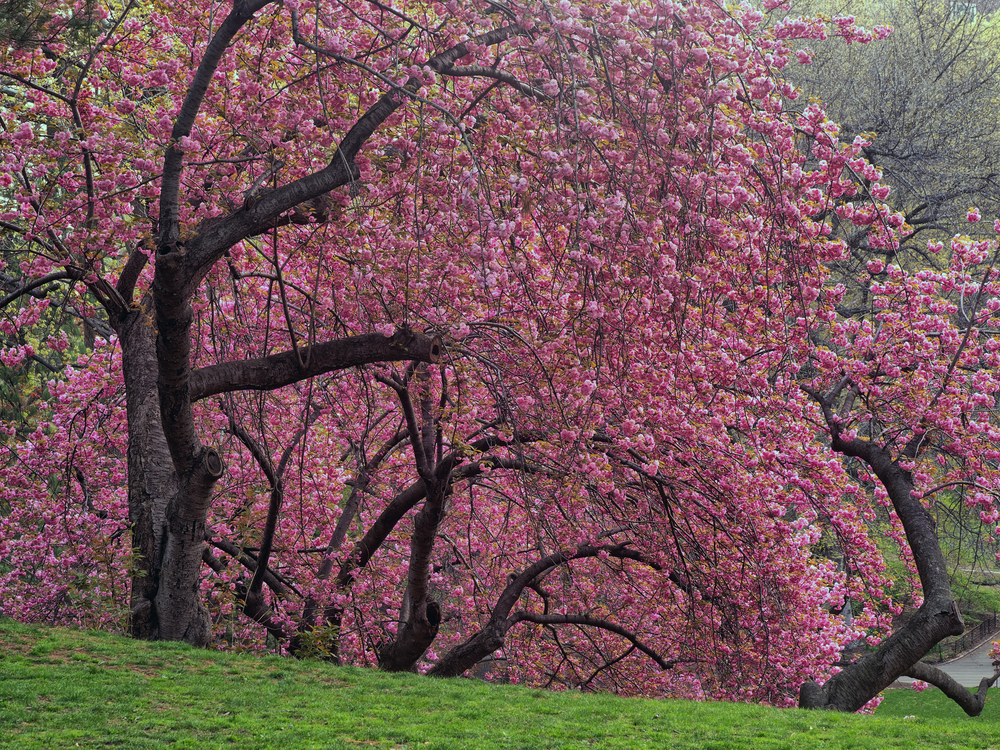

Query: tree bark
[117,300,176,640]
[376,480,447,671]
[429,544,644,678]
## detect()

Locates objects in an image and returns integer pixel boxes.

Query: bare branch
[0,269,82,309]
[511,612,676,671]
[439,64,550,100]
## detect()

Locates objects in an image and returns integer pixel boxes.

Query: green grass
[0,621,997,749]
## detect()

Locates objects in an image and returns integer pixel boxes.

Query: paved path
[895,635,999,688]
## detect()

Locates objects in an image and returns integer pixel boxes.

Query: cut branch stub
[204,447,224,479]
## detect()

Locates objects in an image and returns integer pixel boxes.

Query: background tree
[788,0,1000,269]
[1,0,998,715]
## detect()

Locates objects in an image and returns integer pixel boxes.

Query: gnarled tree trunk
[800,387,973,712]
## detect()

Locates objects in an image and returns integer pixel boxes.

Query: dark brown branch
[158,0,278,249]
[177,24,528,292]
[376,371,431,480]
[190,329,442,401]
[334,453,542,591]
[202,546,288,642]
[207,534,295,598]
[429,543,658,677]
[439,64,550,100]
[297,433,542,658]
[115,248,149,304]
[0,269,82,309]
[323,428,408,561]
[904,661,1000,717]
[511,612,676,671]
[224,400,320,598]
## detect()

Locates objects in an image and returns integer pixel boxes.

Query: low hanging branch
[511,611,677,671]
[904,662,1000,718]
[429,543,663,678]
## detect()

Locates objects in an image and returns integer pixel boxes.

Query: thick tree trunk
[118,300,215,645]
[429,622,508,678]
[154,464,217,645]
[118,302,178,640]
[799,602,964,711]
[801,389,969,711]
[153,252,223,645]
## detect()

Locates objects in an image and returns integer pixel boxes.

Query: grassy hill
[0,621,996,749]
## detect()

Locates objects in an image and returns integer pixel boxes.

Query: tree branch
[904,661,999,717]
[176,23,528,293]
[511,611,676,671]
[439,64,550,100]
[0,269,82,309]
[190,329,442,401]
[158,0,278,250]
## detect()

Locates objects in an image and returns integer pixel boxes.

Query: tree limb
[904,661,1000,717]
[511,611,676,671]
[190,329,442,401]
[0,269,82,309]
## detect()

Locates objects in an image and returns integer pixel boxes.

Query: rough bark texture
[190,331,441,401]
[117,301,176,640]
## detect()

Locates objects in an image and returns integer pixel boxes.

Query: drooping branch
[903,661,1000,718]
[224,403,318,596]
[429,543,660,678]
[190,329,442,401]
[510,612,676,671]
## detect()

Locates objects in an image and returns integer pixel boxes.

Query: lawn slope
[0,622,996,749]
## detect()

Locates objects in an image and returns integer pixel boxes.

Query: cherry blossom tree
[1,0,997,715]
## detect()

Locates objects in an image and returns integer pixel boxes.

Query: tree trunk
[801,390,968,711]
[118,301,177,640]
[377,478,447,671]
[119,295,218,646]
[154,469,216,645]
